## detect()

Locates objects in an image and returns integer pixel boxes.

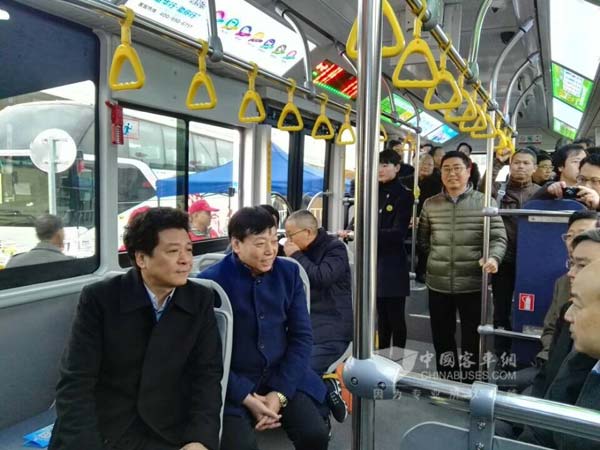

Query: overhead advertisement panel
[125,0,315,76]
[380,93,417,124]
[553,118,577,140]
[552,98,584,129]
[408,111,443,136]
[427,124,459,144]
[551,63,594,113]
[550,0,600,80]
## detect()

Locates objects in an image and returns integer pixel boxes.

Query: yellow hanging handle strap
[239,62,266,124]
[336,104,356,145]
[392,0,439,89]
[443,73,478,123]
[346,0,405,59]
[186,40,217,110]
[470,103,498,139]
[424,41,462,111]
[459,101,488,133]
[311,94,335,140]
[109,7,146,91]
[277,79,304,132]
[380,123,388,143]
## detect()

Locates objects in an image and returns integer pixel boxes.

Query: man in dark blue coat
[199,207,329,450]
[283,210,353,374]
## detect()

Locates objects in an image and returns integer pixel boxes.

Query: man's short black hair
[552,144,586,172]
[123,207,190,268]
[572,228,600,250]
[379,149,402,166]
[587,147,600,156]
[512,148,537,163]
[35,214,64,241]
[574,137,595,148]
[535,150,552,164]
[441,150,471,169]
[421,143,433,151]
[456,142,473,154]
[387,139,402,150]
[228,207,276,242]
[568,210,598,228]
[258,204,280,227]
[579,152,600,170]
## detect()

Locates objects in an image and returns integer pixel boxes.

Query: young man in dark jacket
[49,208,223,450]
[480,148,540,356]
[418,151,507,382]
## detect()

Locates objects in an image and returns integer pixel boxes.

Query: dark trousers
[108,418,179,450]
[311,340,352,375]
[492,261,516,356]
[220,392,329,450]
[428,289,481,382]
[416,248,428,282]
[377,296,407,349]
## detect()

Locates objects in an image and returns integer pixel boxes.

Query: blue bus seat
[511,199,585,365]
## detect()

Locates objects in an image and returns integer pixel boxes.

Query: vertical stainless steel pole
[406,96,421,277]
[352,0,383,446]
[479,108,495,370]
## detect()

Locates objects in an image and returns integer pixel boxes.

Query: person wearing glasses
[537,210,599,362]
[531,150,555,186]
[519,231,600,450]
[283,209,352,423]
[418,151,507,382]
[538,152,600,210]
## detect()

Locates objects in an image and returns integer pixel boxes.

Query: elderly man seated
[199,207,330,450]
[283,209,352,422]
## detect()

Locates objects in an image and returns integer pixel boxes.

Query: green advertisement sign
[552,62,594,112]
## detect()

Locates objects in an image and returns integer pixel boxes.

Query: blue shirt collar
[143,284,175,321]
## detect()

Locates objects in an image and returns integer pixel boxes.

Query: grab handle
[277,79,304,132]
[109,7,145,91]
[186,40,217,110]
[239,62,266,124]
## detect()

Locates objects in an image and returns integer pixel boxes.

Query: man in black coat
[49,207,223,450]
[284,209,353,424]
[283,210,353,374]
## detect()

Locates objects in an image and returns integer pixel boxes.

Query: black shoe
[324,378,348,423]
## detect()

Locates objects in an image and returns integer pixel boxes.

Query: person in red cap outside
[189,199,219,241]
[118,206,151,252]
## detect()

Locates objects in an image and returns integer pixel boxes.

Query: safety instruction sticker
[518,293,535,312]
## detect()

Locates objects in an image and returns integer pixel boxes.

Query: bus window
[271,128,291,221]
[302,134,327,227]
[187,121,241,240]
[122,109,165,171]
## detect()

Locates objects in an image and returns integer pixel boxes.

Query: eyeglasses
[538,164,553,170]
[561,233,573,242]
[286,228,307,239]
[441,165,466,174]
[576,175,600,186]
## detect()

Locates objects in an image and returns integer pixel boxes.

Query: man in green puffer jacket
[418,151,507,383]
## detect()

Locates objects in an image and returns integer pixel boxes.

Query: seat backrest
[192,253,227,275]
[280,256,310,313]
[187,278,233,441]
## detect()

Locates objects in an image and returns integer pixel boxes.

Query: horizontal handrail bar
[57,0,416,130]
[395,372,600,441]
[483,207,580,218]
[478,324,541,341]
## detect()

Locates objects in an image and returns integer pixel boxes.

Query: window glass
[0,80,97,273]
[302,134,327,227]
[189,122,240,241]
[117,109,184,258]
[270,128,291,223]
